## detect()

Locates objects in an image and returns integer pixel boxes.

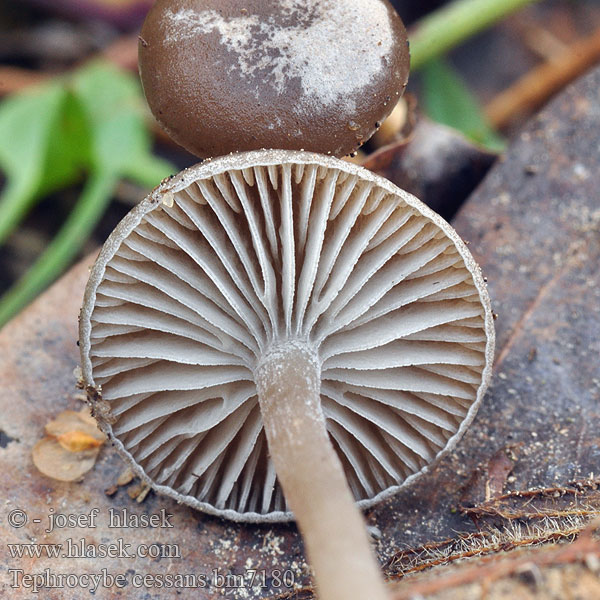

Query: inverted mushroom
[79,150,494,600]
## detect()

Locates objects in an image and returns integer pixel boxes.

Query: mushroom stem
[255,340,389,600]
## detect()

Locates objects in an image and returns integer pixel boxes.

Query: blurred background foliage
[1,0,600,327]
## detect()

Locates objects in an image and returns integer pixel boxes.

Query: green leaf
[37,90,91,197]
[0,60,175,327]
[71,61,173,179]
[0,83,69,243]
[421,58,505,152]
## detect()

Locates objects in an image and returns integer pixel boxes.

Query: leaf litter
[32,406,106,482]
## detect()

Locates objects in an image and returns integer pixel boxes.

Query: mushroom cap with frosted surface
[138,0,410,159]
[79,150,494,523]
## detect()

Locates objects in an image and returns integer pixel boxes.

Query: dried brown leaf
[55,430,103,452]
[461,447,516,509]
[32,438,100,482]
[76,406,103,431]
[32,406,106,481]
[44,408,105,443]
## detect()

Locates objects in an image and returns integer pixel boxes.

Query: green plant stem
[0,172,116,328]
[410,0,542,71]
[0,183,36,246]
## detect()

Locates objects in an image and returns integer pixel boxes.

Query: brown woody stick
[485,27,600,128]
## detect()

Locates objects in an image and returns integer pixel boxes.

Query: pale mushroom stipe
[79,3,494,600]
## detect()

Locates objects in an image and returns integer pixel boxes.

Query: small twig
[462,480,600,520]
[516,22,570,61]
[485,26,600,128]
[390,520,600,599]
[387,515,595,576]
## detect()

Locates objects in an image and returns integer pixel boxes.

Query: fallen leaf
[56,430,103,453]
[460,447,516,510]
[76,406,104,432]
[486,449,515,501]
[33,405,106,481]
[127,482,144,499]
[32,438,99,482]
[44,408,105,443]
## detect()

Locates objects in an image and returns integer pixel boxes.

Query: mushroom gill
[80,150,494,522]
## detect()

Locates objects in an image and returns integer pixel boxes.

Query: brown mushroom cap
[139,0,410,158]
[79,150,494,522]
